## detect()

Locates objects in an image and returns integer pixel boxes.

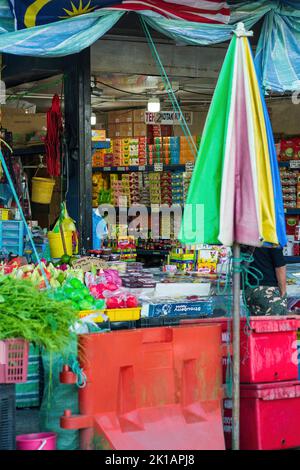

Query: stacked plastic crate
[0,220,24,256]
[0,339,29,450]
[238,317,300,450]
[180,316,300,450]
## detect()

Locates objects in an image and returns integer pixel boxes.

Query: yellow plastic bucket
[32,177,55,204]
[0,209,10,220]
[48,231,73,259]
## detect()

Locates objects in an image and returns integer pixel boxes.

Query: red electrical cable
[44,94,63,177]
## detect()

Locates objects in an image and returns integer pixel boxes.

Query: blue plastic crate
[0,221,24,256]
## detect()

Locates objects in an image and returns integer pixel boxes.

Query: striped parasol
[180,23,287,249]
[180,22,287,450]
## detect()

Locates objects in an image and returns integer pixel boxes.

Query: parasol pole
[232,241,241,450]
[231,23,253,451]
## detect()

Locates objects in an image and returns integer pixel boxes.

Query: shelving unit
[279,161,300,169]
[284,256,300,263]
[284,209,300,215]
[13,145,45,157]
[93,163,191,174]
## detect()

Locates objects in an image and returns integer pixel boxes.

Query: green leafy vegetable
[0,277,78,352]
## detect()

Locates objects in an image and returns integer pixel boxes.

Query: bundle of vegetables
[0,276,78,352]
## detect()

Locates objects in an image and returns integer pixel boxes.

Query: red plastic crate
[240,380,300,450]
[240,316,300,383]
[0,339,29,384]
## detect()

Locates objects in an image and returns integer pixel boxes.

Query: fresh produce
[0,261,84,289]
[53,278,106,311]
[104,289,139,309]
[0,277,77,352]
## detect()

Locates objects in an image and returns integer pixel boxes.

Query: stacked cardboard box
[108,109,147,138]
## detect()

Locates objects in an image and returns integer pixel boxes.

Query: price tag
[117,167,126,172]
[289,160,300,169]
[139,166,146,171]
[185,162,195,172]
[154,163,163,172]
[72,256,108,272]
[103,167,111,172]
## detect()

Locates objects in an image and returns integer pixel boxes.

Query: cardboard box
[2,108,46,146]
[108,110,133,124]
[92,129,106,141]
[133,109,146,123]
[134,123,147,137]
[108,124,116,138]
[115,123,133,137]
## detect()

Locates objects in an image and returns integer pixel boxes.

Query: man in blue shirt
[243,247,287,316]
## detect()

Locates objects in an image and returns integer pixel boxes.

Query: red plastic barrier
[61,325,224,450]
[240,380,300,450]
[181,318,232,383]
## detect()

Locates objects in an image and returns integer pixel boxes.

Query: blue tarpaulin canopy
[0,1,299,92]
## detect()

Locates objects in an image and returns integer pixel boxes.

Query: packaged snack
[280,139,295,161]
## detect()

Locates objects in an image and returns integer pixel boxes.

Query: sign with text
[72,256,108,272]
[145,111,193,126]
[290,160,300,169]
[154,163,163,172]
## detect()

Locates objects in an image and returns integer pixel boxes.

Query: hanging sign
[145,111,193,126]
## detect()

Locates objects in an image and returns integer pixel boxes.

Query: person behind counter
[242,246,287,316]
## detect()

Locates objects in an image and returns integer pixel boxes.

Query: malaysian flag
[9,1,230,30]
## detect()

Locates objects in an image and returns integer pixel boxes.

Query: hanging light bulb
[91,112,97,126]
[147,97,160,113]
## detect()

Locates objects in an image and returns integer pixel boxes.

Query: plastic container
[16,432,57,450]
[0,384,16,450]
[79,307,141,323]
[0,208,10,220]
[61,325,225,450]
[31,177,55,204]
[240,380,300,450]
[240,316,300,383]
[0,339,29,384]
[180,317,232,383]
[298,331,300,380]
[0,220,24,256]
[48,231,73,259]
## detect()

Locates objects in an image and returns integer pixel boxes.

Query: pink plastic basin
[16,432,56,451]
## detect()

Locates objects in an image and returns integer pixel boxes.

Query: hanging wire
[140,17,198,159]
